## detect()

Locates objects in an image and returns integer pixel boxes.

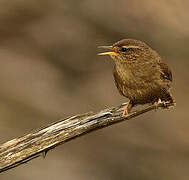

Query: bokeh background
[0,0,189,179]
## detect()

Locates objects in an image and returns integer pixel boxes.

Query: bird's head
[98,39,152,65]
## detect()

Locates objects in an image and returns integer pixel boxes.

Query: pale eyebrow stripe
[122,45,140,49]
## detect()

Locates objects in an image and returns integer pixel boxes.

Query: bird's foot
[157,98,162,104]
[154,98,163,110]
[154,98,171,109]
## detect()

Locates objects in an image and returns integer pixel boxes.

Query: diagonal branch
[0,101,174,173]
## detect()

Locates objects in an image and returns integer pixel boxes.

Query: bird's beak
[98,46,118,56]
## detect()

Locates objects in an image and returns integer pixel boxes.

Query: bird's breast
[115,64,140,87]
[114,63,161,103]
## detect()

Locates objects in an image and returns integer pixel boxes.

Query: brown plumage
[98,39,175,115]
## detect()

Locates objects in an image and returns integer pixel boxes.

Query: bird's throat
[115,63,131,83]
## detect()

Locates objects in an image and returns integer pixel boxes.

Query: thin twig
[0,101,174,173]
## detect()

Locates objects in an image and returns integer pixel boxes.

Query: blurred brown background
[0,0,189,179]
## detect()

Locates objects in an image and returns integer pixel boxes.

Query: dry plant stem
[0,101,174,173]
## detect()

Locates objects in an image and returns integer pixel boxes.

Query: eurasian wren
[98,39,175,115]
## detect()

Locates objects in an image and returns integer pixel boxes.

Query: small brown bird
[98,39,175,115]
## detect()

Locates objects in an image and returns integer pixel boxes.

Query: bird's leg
[154,98,162,108]
[157,98,162,104]
[122,100,133,116]
[153,98,162,111]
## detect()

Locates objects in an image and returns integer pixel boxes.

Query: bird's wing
[159,61,172,82]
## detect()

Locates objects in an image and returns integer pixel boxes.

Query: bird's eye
[121,47,127,52]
